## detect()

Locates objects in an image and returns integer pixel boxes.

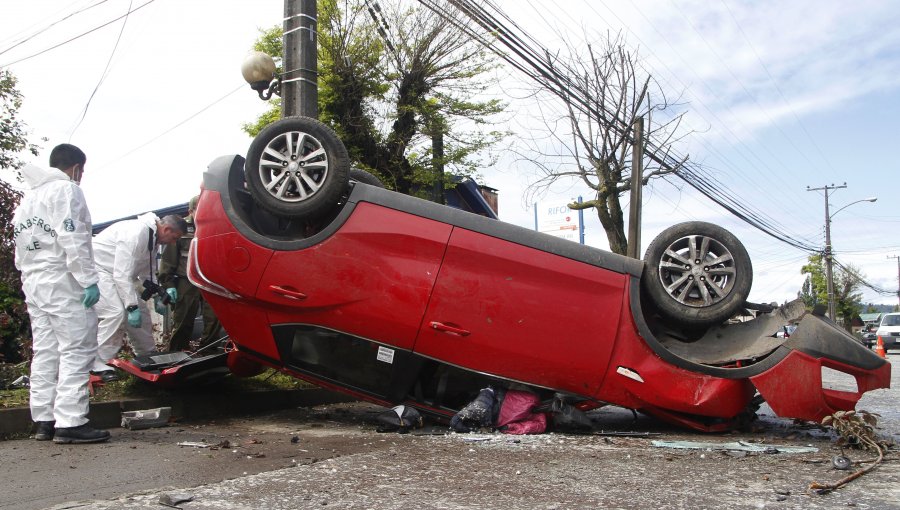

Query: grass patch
[1,367,318,409]
[0,388,28,408]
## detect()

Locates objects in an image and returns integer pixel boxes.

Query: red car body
[139,154,889,432]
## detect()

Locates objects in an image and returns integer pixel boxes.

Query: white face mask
[71,164,83,185]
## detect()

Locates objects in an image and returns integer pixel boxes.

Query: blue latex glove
[127,307,142,328]
[82,283,100,308]
[166,287,178,304]
[153,296,168,315]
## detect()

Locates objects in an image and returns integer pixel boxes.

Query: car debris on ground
[650,439,818,454]
[120,407,171,430]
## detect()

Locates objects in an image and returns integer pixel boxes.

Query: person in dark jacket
[158,196,223,352]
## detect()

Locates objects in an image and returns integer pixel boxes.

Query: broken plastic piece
[121,407,171,430]
[176,441,211,448]
[650,440,818,454]
[10,375,29,389]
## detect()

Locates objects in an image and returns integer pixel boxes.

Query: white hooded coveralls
[91,212,159,371]
[13,164,99,428]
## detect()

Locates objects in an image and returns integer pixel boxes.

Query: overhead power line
[833,258,898,297]
[416,0,820,253]
[0,0,156,68]
[97,84,244,170]
[0,0,111,57]
[69,0,134,140]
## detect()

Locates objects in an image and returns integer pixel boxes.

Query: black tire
[642,221,752,327]
[245,116,350,219]
[349,167,385,188]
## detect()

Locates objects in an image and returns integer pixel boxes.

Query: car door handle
[429,321,470,337]
[269,285,308,301]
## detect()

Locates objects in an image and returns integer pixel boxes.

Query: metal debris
[832,455,852,470]
[177,441,211,448]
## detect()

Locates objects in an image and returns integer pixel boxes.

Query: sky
[1,0,899,307]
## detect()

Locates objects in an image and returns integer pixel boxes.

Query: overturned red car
[123,117,890,432]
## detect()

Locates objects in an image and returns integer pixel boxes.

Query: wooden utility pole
[282,0,317,118]
[432,120,445,205]
[626,118,644,259]
[890,255,900,307]
[807,183,847,322]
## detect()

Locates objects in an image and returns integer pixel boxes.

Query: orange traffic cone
[875,336,886,358]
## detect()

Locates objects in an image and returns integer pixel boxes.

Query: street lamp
[821,193,877,322]
[241,51,280,100]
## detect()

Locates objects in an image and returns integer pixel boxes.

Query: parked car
[875,312,900,351]
[114,117,891,432]
[860,329,877,349]
[774,324,798,338]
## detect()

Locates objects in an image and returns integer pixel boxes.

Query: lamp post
[241,51,279,100]
[239,0,317,118]
[809,183,877,322]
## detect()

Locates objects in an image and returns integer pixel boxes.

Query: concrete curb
[0,388,354,439]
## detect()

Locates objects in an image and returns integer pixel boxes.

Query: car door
[255,202,452,350]
[252,203,452,400]
[413,227,626,397]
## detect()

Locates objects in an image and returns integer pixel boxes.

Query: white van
[874,312,900,351]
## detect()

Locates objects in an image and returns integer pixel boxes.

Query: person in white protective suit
[90,213,187,380]
[13,144,110,444]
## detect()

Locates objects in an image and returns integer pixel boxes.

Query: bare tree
[521,32,690,255]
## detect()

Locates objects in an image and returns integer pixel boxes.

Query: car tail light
[187,237,241,300]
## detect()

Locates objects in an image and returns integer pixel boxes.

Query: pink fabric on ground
[497,390,547,435]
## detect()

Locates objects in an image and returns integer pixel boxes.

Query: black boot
[33,421,55,441]
[53,423,110,444]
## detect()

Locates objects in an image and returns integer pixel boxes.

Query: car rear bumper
[878,335,899,349]
[751,349,890,421]
[744,313,890,422]
[109,352,231,389]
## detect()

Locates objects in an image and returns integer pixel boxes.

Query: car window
[881,315,900,326]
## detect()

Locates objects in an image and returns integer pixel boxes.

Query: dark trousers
[166,278,223,352]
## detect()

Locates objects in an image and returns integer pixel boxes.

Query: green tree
[1,69,41,362]
[244,0,506,197]
[799,254,827,309]
[799,254,865,330]
[834,263,865,329]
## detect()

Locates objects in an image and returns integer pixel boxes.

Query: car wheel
[245,116,350,219]
[642,221,752,327]
[350,167,385,188]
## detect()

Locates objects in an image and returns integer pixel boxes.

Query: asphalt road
[2,353,899,510]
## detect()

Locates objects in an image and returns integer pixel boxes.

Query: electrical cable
[68,0,132,140]
[833,258,897,296]
[363,0,397,54]
[96,83,244,170]
[419,0,820,253]
[664,0,832,182]
[717,0,838,177]
[584,0,822,218]
[486,0,816,250]
[0,0,156,68]
[0,0,110,56]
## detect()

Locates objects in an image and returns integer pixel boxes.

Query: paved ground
[2,353,898,510]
